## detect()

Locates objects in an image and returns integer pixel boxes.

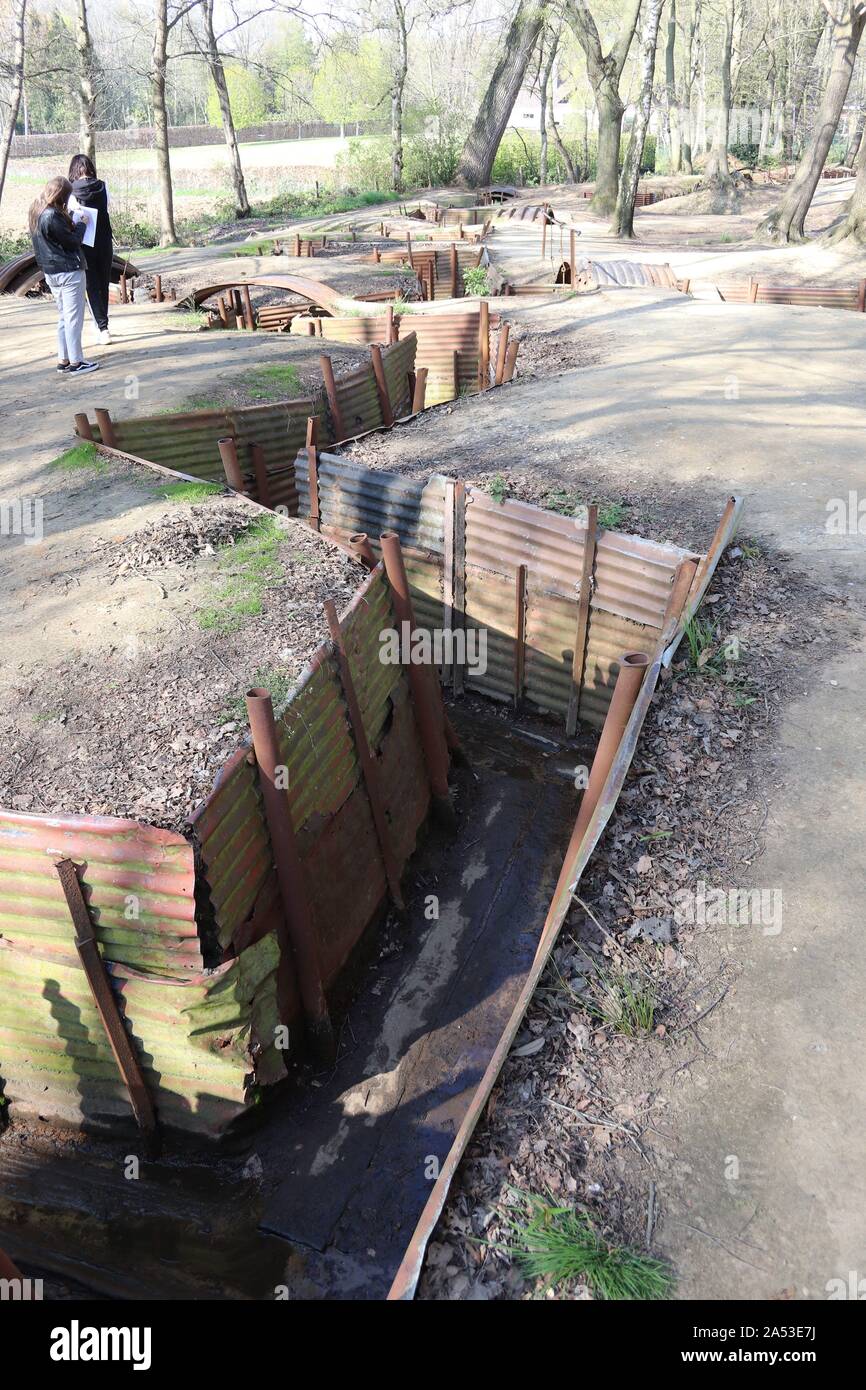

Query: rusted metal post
[566,504,598,737]
[245,689,334,1061]
[55,858,157,1138]
[250,442,272,509]
[324,597,406,913]
[411,367,428,413]
[306,416,320,532]
[749,277,759,303]
[553,652,651,900]
[74,412,93,440]
[386,304,396,343]
[218,436,246,492]
[370,344,395,428]
[452,481,467,696]
[154,274,163,303]
[514,563,527,706]
[217,295,228,327]
[94,407,117,449]
[450,243,458,297]
[406,230,413,267]
[569,228,576,284]
[120,270,127,304]
[292,233,301,257]
[242,284,255,330]
[426,260,435,301]
[319,354,345,441]
[494,322,511,385]
[451,349,460,400]
[349,532,376,568]
[379,531,454,828]
[478,300,490,389]
[373,245,381,264]
[858,277,866,312]
[502,339,520,382]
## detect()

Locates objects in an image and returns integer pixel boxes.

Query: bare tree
[0,0,27,207]
[758,0,866,241]
[454,0,546,187]
[704,0,736,188]
[198,0,250,216]
[680,0,702,171]
[389,0,411,192]
[827,94,866,236]
[562,0,644,215]
[612,0,666,236]
[75,0,97,159]
[663,0,681,171]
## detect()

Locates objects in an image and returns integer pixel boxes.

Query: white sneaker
[99,328,112,345]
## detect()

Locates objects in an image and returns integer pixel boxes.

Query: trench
[0,702,584,1300]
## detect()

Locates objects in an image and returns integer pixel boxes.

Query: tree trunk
[826,107,866,237]
[665,0,681,171]
[0,0,27,206]
[680,0,701,172]
[612,0,666,237]
[705,0,734,187]
[454,1,545,187]
[784,6,828,162]
[550,89,577,180]
[563,0,643,215]
[74,0,97,159]
[758,2,866,243]
[201,0,250,217]
[151,0,177,245]
[538,29,558,184]
[390,0,409,193]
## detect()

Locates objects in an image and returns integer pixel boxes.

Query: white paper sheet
[68,197,98,249]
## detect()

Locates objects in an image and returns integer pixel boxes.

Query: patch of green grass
[195,515,284,634]
[503,1191,672,1299]
[242,363,302,402]
[584,966,657,1036]
[160,481,223,504]
[166,393,223,414]
[639,829,673,842]
[597,500,626,529]
[170,309,209,332]
[738,540,761,559]
[49,441,107,474]
[541,490,626,530]
[683,615,720,672]
[220,667,292,724]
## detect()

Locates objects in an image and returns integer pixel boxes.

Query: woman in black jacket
[28,177,99,376]
[68,153,114,346]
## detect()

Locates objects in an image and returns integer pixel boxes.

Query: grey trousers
[45,269,86,364]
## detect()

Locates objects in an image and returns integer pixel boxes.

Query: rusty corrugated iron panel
[0,929,281,1135]
[381,333,416,418]
[0,811,200,976]
[296,452,447,556]
[407,311,483,403]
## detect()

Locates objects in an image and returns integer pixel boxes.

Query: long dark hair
[68,153,97,182]
[28,177,73,234]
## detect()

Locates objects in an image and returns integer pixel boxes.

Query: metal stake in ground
[379,530,455,830]
[54,857,158,1141]
[245,688,335,1064]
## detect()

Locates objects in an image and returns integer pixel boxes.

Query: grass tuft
[503,1191,672,1299]
[49,441,106,473]
[220,667,292,724]
[195,516,284,634]
[584,965,657,1036]
[160,481,223,504]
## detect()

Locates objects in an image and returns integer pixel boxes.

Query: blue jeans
[45,269,86,364]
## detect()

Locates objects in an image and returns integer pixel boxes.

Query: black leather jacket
[31,209,86,276]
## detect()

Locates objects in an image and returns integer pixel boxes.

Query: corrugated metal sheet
[381,333,416,418]
[580,259,680,290]
[0,812,199,976]
[716,283,863,309]
[0,810,283,1135]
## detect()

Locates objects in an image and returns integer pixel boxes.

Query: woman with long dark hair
[29,177,99,377]
[68,153,114,346]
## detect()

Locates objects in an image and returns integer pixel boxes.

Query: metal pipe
[478,300,490,388]
[245,688,333,1060]
[411,367,428,413]
[370,344,395,427]
[154,274,163,303]
[74,412,93,440]
[242,283,255,330]
[94,408,117,449]
[319,354,345,441]
[349,532,376,569]
[379,530,454,827]
[552,652,650,904]
[494,322,511,385]
[306,415,320,532]
[217,436,245,492]
[502,339,520,382]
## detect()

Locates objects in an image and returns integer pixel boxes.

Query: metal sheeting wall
[192,563,432,1017]
[294,455,699,728]
[0,812,281,1136]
